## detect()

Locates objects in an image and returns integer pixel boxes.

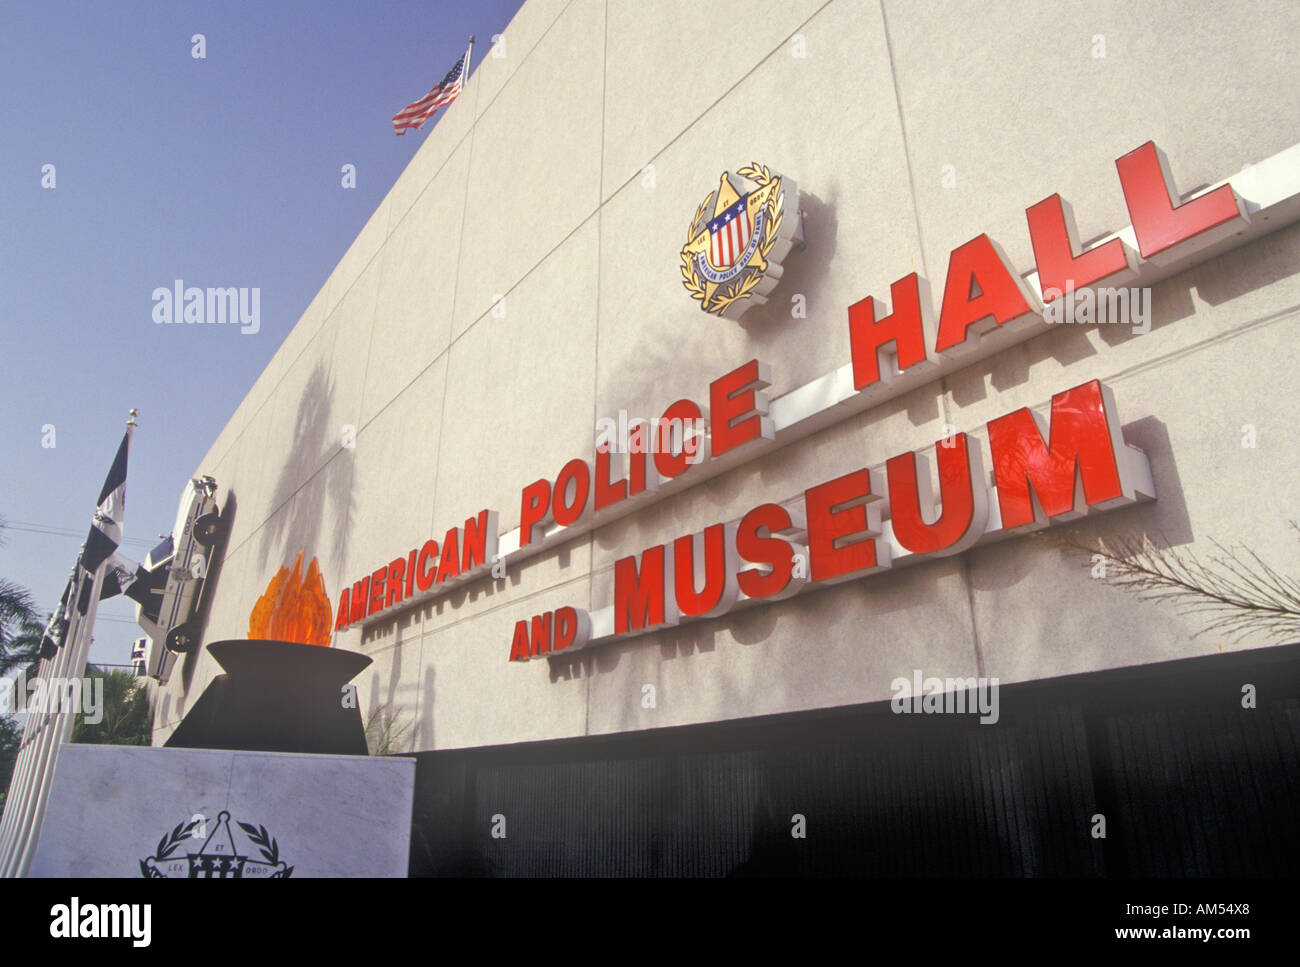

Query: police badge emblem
[140,810,293,878]
[680,163,803,319]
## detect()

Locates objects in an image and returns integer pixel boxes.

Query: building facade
[151,0,1300,875]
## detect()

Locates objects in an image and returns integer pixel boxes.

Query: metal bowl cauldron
[164,640,373,756]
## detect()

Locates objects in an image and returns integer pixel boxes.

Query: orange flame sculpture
[248,550,333,647]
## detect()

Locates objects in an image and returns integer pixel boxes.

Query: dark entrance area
[408,643,1300,876]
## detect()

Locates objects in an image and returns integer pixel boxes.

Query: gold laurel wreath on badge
[680,163,784,317]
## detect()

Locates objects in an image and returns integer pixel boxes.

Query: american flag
[708,195,753,269]
[392,40,473,135]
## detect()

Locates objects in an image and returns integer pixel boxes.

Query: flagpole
[0,659,44,850]
[0,565,81,868]
[0,565,91,875]
[0,561,78,828]
[0,410,137,877]
[10,560,107,876]
[0,575,84,874]
[0,667,38,851]
[0,618,60,847]
[0,653,48,847]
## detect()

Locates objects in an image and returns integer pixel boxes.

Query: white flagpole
[0,410,136,877]
[10,564,106,876]
[0,563,78,853]
[0,567,95,876]
[0,657,45,851]
[0,653,44,846]
[0,572,81,866]
[0,587,86,874]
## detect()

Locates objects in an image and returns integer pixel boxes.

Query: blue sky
[0,0,524,665]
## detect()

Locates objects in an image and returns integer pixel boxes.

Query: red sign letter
[1116,141,1245,262]
[416,539,439,592]
[385,556,407,608]
[886,434,987,556]
[1026,194,1133,300]
[520,478,552,547]
[594,445,629,512]
[614,544,677,634]
[935,234,1037,354]
[709,359,773,458]
[553,606,591,654]
[552,459,591,527]
[849,273,930,390]
[368,566,387,616]
[509,620,531,662]
[334,587,351,631]
[435,527,461,584]
[530,612,552,657]
[462,510,498,572]
[673,523,738,619]
[654,399,705,481]
[804,470,889,583]
[736,503,807,601]
[349,577,370,626]
[987,380,1127,530]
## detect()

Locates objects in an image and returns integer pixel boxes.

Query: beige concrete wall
[152,0,1300,748]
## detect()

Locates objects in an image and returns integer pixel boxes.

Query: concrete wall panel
[159,0,1300,752]
[451,0,606,338]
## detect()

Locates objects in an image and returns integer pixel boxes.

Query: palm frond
[1035,524,1300,644]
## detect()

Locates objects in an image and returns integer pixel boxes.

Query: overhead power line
[0,520,156,549]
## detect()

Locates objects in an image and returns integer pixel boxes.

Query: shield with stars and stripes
[706,195,753,270]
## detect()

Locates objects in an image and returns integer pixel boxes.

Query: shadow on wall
[591,194,836,421]
[737,189,838,336]
[255,361,355,592]
[1191,219,1300,308]
[1112,415,1192,547]
[360,605,420,651]
[363,642,414,755]
[416,665,435,751]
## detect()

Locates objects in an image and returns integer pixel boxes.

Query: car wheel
[193,513,224,547]
[166,621,199,654]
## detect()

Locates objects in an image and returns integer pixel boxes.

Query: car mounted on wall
[130,475,226,683]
